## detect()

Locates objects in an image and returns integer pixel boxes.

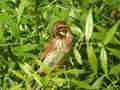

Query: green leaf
[18,63,43,87]
[113,37,120,45]
[0,25,4,40]
[0,13,9,24]
[9,83,23,90]
[73,48,83,65]
[10,22,20,40]
[92,32,106,41]
[19,63,32,75]
[71,79,94,89]
[85,10,93,42]
[107,48,120,59]
[59,8,70,20]
[12,71,24,80]
[92,25,107,41]
[15,44,38,52]
[38,61,54,73]
[92,75,104,89]
[13,51,34,57]
[65,69,85,75]
[110,64,120,75]
[7,78,17,88]
[95,25,107,32]
[103,20,120,45]
[69,8,76,18]
[69,8,82,20]
[12,44,38,56]
[47,16,60,32]
[17,0,29,24]
[31,72,43,87]
[52,78,65,87]
[100,48,108,74]
[87,44,98,73]
[70,24,82,37]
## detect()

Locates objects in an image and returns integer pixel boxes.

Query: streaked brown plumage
[40,20,73,67]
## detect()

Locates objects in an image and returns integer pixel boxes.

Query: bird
[30,20,73,89]
[40,20,73,71]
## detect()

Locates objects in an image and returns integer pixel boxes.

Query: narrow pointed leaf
[92,75,104,89]
[12,44,38,56]
[73,48,83,65]
[95,25,107,32]
[17,0,29,23]
[107,48,120,59]
[15,44,38,52]
[92,32,106,41]
[100,48,108,74]
[110,64,120,75]
[87,44,98,73]
[52,78,65,87]
[85,10,93,42]
[71,79,94,89]
[103,21,120,45]
[71,24,82,36]
[10,22,20,40]
[65,69,85,75]
[12,71,24,80]
[9,83,23,90]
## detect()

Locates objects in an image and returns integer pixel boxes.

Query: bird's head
[50,20,70,37]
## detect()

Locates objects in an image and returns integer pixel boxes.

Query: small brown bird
[40,20,73,69]
[30,20,73,89]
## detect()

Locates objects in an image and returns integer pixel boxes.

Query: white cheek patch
[59,32,65,36]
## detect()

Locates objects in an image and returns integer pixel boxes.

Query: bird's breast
[43,39,68,66]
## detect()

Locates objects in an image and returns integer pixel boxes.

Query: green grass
[0,0,120,89]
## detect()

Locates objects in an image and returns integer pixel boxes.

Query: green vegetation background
[0,0,120,89]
